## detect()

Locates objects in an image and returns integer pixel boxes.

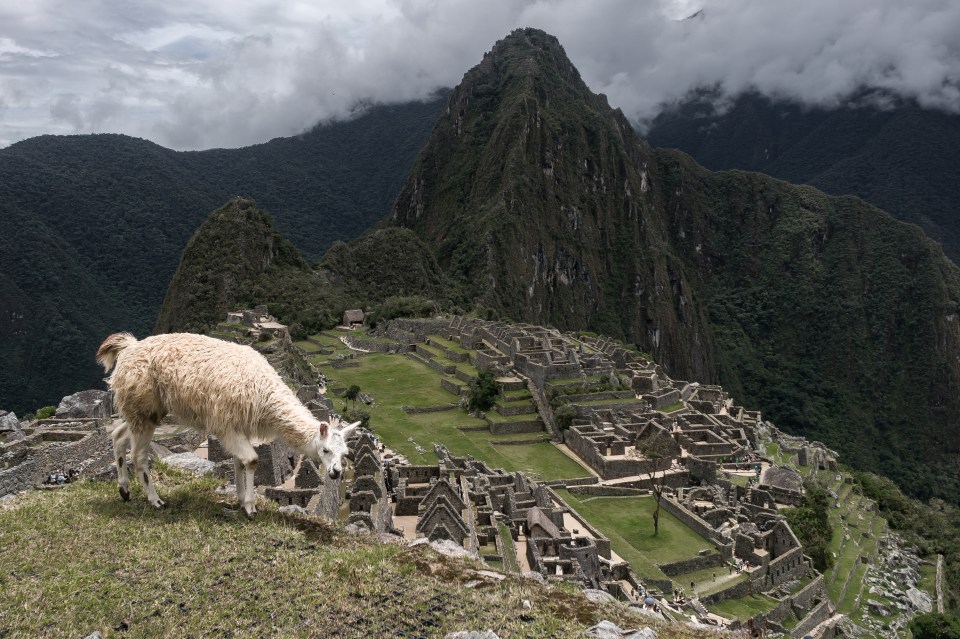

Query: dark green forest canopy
[0,96,446,414]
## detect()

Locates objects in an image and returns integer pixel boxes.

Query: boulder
[624,629,657,639]
[866,599,891,617]
[583,589,618,604]
[0,410,20,432]
[444,632,500,639]
[906,587,933,613]
[584,620,624,638]
[760,465,803,493]
[162,453,215,475]
[56,390,112,419]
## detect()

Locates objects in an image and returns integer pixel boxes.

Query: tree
[636,427,680,536]
[554,403,576,433]
[909,613,960,639]
[468,369,498,413]
[785,479,834,571]
[343,385,361,410]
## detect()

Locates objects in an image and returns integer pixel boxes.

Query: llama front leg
[111,422,131,501]
[130,426,164,508]
[226,438,259,518]
[234,457,246,508]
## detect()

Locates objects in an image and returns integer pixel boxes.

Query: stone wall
[440,378,463,396]
[791,574,824,613]
[0,426,113,497]
[344,337,411,354]
[658,552,723,577]
[487,418,543,435]
[493,401,537,417]
[660,497,723,546]
[401,404,459,414]
[791,599,832,639]
[701,578,755,605]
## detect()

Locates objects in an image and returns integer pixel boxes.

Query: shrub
[35,406,57,420]
[468,370,498,412]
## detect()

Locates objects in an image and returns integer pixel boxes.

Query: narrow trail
[936,553,945,613]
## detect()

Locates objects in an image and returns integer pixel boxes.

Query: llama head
[309,417,360,479]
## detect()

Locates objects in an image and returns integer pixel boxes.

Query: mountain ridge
[0,97,446,414]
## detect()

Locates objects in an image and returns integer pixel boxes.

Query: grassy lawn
[0,468,668,639]
[427,335,471,355]
[325,353,586,480]
[555,491,715,581]
[674,566,745,597]
[294,339,321,352]
[837,562,870,614]
[498,522,520,574]
[707,593,780,620]
[658,402,684,413]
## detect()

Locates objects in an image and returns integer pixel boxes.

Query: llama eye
[322,448,330,454]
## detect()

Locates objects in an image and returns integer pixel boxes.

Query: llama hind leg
[130,425,164,508]
[111,422,132,501]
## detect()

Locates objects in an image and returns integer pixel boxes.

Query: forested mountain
[646,91,960,265]
[386,28,960,501]
[0,97,446,414]
[156,198,451,338]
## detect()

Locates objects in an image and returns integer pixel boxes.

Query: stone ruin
[225,304,289,340]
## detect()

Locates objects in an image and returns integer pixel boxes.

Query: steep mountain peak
[389,29,705,376]
[155,197,310,334]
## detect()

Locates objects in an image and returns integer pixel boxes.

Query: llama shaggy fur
[97,332,358,517]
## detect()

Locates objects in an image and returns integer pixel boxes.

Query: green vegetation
[322,350,586,480]
[0,465,684,639]
[909,613,960,639]
[467,369,498,412]
[647,91,960,266]
[707,594,780,620]
[498,523,520,574]
[34,406,56,420]
[785,480,834,571]
[555,490,714,581]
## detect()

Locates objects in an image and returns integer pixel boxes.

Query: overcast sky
[1,0,958,150]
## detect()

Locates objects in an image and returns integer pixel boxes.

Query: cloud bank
[1,0,957,149]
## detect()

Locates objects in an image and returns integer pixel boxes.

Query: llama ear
[319,421,329,437]
[340,420,361,439]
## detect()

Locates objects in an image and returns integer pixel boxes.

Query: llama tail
[96,333,138,372]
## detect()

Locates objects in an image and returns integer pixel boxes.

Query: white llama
[97,332,359,518]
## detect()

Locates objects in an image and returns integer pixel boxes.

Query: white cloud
[0,0,958,150]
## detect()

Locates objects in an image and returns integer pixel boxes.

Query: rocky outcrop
[55,390,112,419]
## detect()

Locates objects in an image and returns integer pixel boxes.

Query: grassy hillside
[0,467,688,639]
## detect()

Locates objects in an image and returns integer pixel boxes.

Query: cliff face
[387,28,960,500]
[389,28,715,381]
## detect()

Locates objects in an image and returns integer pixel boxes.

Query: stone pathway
[936,553,945,613]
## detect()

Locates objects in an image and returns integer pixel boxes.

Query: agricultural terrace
[303,333,589,481]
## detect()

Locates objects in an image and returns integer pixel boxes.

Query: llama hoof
[150,499,166,509]
[244,508,257,520]
[119,486,130,501]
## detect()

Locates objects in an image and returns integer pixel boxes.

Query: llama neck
[263,393,322,450]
